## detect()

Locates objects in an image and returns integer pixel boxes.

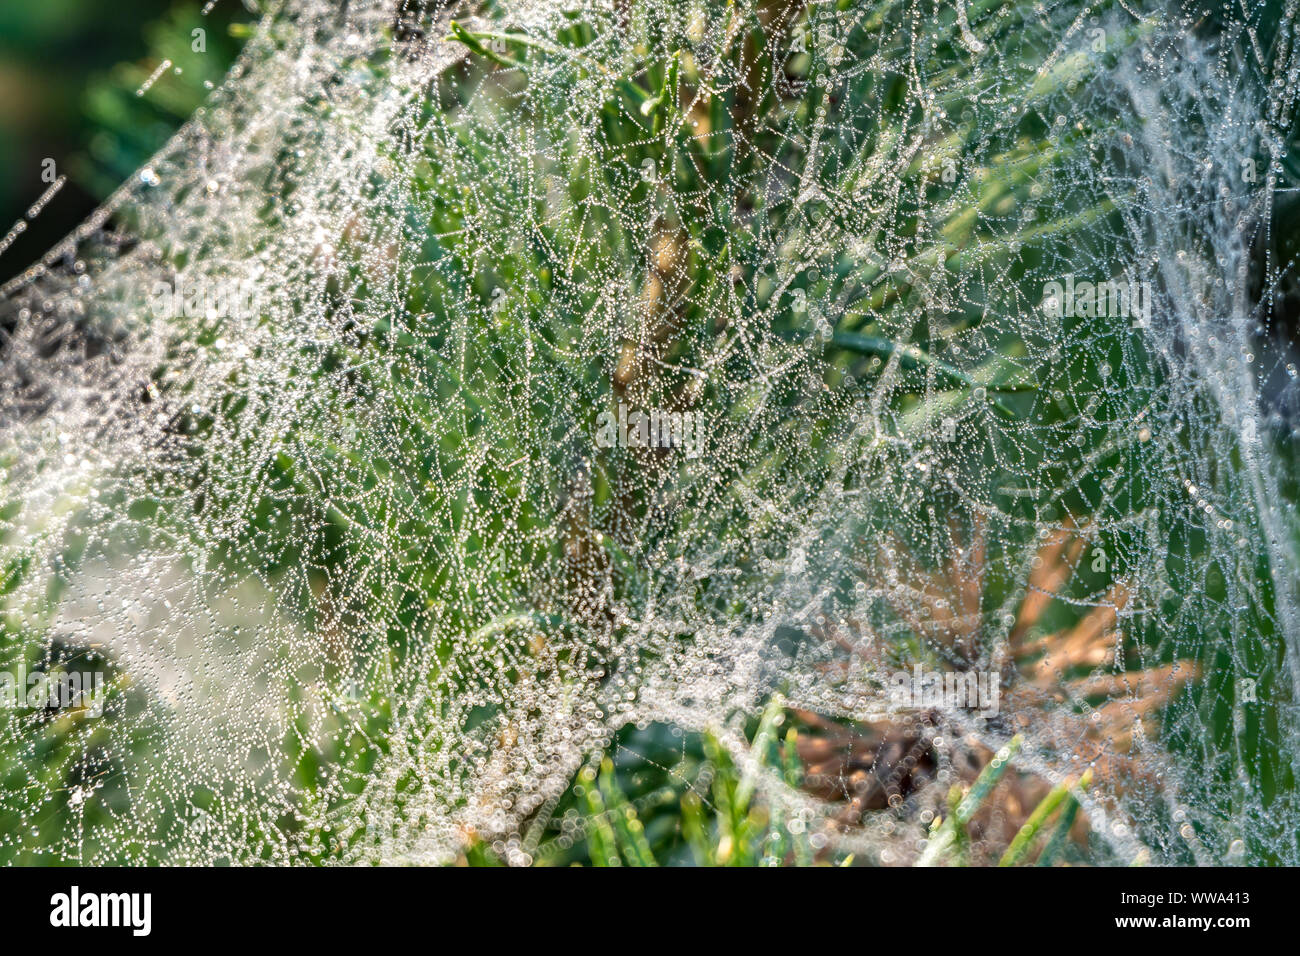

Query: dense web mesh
[2,0,1299,865]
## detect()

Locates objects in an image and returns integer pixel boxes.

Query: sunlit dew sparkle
[0,0,1297,867]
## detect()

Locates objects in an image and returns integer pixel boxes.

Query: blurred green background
[0,0,249,283]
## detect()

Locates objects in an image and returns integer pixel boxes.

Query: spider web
[1,0,1299,865]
